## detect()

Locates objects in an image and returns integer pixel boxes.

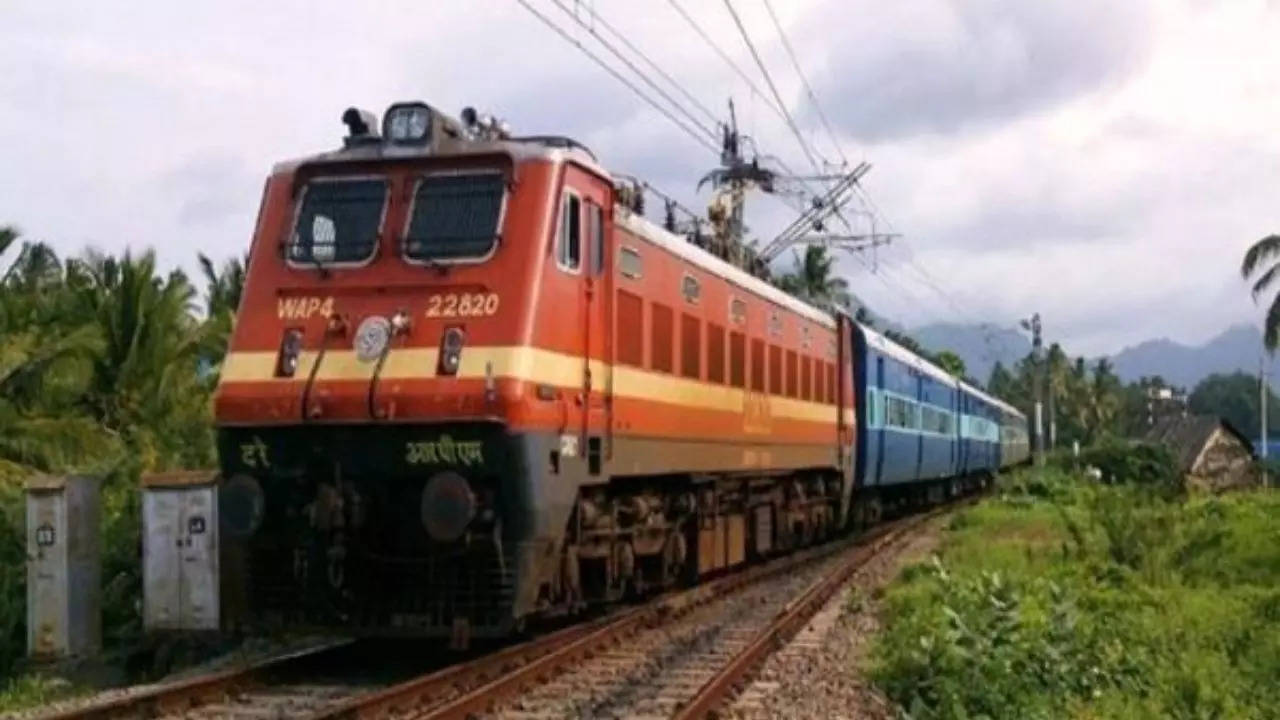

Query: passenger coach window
[288,178,386,265]
[404,173,505,262]
[557,192,582,271]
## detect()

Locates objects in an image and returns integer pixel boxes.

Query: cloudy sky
[2,0,1277,357]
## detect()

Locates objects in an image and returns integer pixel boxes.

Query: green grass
[0,673,85,713]
[870,468,1280,719]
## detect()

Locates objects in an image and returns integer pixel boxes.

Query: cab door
[557,166,612,477]
[582,196,612,475]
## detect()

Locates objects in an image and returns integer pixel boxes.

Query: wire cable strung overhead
[720,0,824,175]
[513,0,720,156]
[760,0,849,169]
[569,1,722,130]
[665,0,791,129]
[547,0,720,146]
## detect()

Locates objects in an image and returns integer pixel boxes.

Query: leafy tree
[776,245,851,311]
[1241,234,1280,349]
[935,350,965,378]
[0,229,232,680]
[1188,372,1280,441]
[197,252,247,373]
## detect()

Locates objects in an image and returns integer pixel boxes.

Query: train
[198,100,1028,643]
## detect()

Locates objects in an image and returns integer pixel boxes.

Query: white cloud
[0,0,1277,358]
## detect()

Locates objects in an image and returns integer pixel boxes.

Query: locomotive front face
[212,102,592,637]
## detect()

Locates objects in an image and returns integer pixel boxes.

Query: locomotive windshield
[404,172,505,262]
[287,178,386,265]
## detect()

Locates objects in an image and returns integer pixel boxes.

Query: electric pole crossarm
[759,162,871,262]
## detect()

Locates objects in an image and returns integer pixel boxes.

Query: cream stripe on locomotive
[220,346,850,425]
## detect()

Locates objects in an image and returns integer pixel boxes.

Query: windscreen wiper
[310,253,331,279]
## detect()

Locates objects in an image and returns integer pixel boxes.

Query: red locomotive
[211,101,855,639]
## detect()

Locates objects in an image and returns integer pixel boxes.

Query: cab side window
[587,201,605,275]
[557,192,582,271]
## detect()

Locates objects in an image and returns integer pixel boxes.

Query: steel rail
[326,525,890,720]
[673,505,953,720]
[35,639,354,720]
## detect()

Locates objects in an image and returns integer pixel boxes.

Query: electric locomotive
[210,102,856,640]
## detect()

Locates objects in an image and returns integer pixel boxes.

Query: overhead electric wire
[721,0,823,175]
[514,0,719,156]
[573,1,722,129]
[547,0,719,145]
[760,0,849,169]
[665,0,790,128]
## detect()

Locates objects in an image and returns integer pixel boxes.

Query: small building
[1141,415,1257,491]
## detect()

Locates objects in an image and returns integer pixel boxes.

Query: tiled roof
[1140,415,1253,471]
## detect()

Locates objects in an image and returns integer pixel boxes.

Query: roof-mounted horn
[341,107,380,147]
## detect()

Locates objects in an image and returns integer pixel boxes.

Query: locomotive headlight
[276,328,304,377]
[420,471,476,542]
[438,326,465,376]
[354,315,392,363]
[383,102,432,144]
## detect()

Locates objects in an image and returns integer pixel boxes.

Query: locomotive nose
[420,471,477,542]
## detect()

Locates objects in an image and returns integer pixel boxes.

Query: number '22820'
[425,292,500,318]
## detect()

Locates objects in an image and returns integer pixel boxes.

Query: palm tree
[777,246,852,311]
[0,232,117,476]
[198,252,247,318]
[935,350,966,377]
[1241,234,1280,349]
[198,252,247,371]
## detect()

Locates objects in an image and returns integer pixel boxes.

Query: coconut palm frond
[1265,291,1280,352]
[1251,261,1280,300]
[1241,234,1280,279]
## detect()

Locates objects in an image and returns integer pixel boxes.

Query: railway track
[31,639,443,720]
[38,504,949,720]
[319,504,947,720]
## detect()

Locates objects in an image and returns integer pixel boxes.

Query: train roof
[958,379,1025,419]
[274,134,609,179]
[855,323,958,387]
[855,323,1026,419]
[616,206,837,330]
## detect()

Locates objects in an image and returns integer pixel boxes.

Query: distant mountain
[1107,324,1270,390]
[909,323,1031,385]
[904,321,1270,392]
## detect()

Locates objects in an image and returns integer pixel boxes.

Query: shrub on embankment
[870,458,1280,719]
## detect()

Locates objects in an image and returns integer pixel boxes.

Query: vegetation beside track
[869,452,1280,719]
[0,228,246,709]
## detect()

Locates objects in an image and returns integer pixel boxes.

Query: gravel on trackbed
[726,517,946,720]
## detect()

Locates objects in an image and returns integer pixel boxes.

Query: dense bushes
[871,464,1280,718]
[1049,438,1180,488]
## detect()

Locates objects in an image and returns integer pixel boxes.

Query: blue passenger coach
[850,323,1025,523]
